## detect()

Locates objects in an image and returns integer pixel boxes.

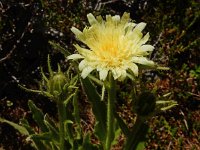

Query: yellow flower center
[86,27,130,68]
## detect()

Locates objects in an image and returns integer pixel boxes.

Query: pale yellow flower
[68,12,155,81]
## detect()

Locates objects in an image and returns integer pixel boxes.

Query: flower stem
[57,101,66,150]
[105,73,116,150]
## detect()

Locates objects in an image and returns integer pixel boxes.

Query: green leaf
[28,100,48,132]
[64,120,74,147]
[72,89,82,140]
[20,118,34,134]
[30,132,60,150]
[47,55,54,77]
[18,84,53,99]
[156,100,178,111]
[114,112,129,137]
[20,118,47,150]
[49,41,71,57]
[44,114,58,131]
[0,118,29,135]
[0,118,48,150]
[41,68,49,83]
[44,115,59,143]
[124,117,149,150]
[111,123,121,146]
[69,75,78,87]
[78,133,99,150]
[18,84,43,94]
[135,141,146,150]
[81,77,107,145]
[72,90,80,125]
[30,132,52,141]
[88,74,103,86]
[63,92,76,106]
[50,143,60,150]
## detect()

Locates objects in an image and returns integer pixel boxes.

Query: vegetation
[0,0,199,149]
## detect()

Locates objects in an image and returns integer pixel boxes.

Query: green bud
[49,72,68,96]
[134,92,156,117]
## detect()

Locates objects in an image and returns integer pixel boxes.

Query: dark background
[0,0,199,149]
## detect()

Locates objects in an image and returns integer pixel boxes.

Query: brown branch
[0,45,16,63]
[0,20,31,64]
[95,0,119,10]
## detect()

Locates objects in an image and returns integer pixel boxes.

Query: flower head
[68,12,155,81]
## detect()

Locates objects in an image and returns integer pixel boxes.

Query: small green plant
[190,65,200,80]
[0,56,98,150]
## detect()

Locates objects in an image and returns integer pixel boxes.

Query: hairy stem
[57,101,66,150]
[105,73,116,150]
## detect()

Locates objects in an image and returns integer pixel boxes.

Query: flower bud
[134,92,156,117]
[49,72,68,96]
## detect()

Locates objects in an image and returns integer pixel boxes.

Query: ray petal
[74,44,91,56]
[135,22,146,31]
[112,68,122,80]
[71,27,83,37]
[112,15,120,22]
[87,13,98,25]
[121,12,130,25]
[129,63,138,76]
[119,69,127,81]
[79,60,87,71]
[99,69,109,80]
[81,66,94,78]
[132,57,155,66]
[140,45,154,52]
[67,54,84,60]
[138,32,150,45]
